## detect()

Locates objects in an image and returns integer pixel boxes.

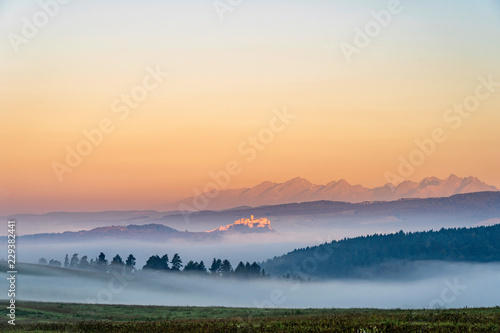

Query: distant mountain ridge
[19,216,274,242]
[175,174,497,211]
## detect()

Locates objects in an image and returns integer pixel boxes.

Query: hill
[261,224,500,280]
[4,191,500,235]
[19,216,274,242]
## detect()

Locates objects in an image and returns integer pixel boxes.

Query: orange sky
[1,1,500,214]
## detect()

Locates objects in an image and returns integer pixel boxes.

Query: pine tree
[209,258,222,275]
[112,254,124,265]
[161,254,169,270]
[143,255,161,271]
[96,252,108,272]
[220,259,233,277]
[49,259,62,267]
[250,262,261,276]
[69,253,79,268]
[183,260,198,272]
[197,261,207,273]
[125,254,136,272]
[171,253,182,271]
[235,261,246,276]
[64,254,69,268]
[79,256,90,270]
[110,254,124,272]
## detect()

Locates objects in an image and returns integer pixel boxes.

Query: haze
[2,262,499,309]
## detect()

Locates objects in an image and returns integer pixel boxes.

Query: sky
[1,0,500,214]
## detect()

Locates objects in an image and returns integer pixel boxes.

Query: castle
[211,215,273,232]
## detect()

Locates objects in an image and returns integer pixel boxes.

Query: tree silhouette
[143,254,169,271]
[112,254,123,264]
[64,254,69,268]
[249,262,261,276]
[197,261,207,273]
[49,259,61,267]
[171,253,182,271]
[183,260,198,272]
[96,252,108,272]
[79,256,90,270]
[110,254,124,272]
[125,254,136,271]
[234,261,262,278]
[235,261,246,276]
[143,255,161,271]
[161,254,169,270]
[183,260,208,274]
[69,253,79,268]
[38,258,47,265]
[220,259,233,277]
[209,258,222,275]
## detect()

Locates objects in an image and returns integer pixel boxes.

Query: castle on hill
[209,215,273,233]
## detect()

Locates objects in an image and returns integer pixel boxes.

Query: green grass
[0,301,499,332]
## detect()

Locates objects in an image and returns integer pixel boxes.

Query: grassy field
[0,301,499,332]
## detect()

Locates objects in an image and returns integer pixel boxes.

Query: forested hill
[262,224,500,280]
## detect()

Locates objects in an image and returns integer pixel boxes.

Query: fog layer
[2,262,499,309]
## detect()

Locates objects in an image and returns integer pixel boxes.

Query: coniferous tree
[235,261,246,277]
[49,259,62,267]
[183,260,198,272]
[197,261,207,273]
[64,254,69,268]
[79,256,90,270]
[143,255,161,271]
[160,254,169,270]
[112,254,123,265]
[220,259,233,277]
[69,253,79,268]
[110,254,124,272]
[96,252,108,272]
[209,258,222,275]
[125,254,136,272]
[249,262,261,276]
[171,253,182,271]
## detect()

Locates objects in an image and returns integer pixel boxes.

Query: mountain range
[4,191,500,236]
[174,174,497,211]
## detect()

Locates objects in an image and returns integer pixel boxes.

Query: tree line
[38,252,270,279]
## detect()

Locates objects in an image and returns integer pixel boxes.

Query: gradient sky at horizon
[1,0,500,214]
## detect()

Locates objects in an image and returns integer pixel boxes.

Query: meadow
[0,301,498,332]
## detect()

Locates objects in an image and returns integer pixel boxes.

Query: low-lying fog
[8,238,309,268]
[1,262,499,309]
